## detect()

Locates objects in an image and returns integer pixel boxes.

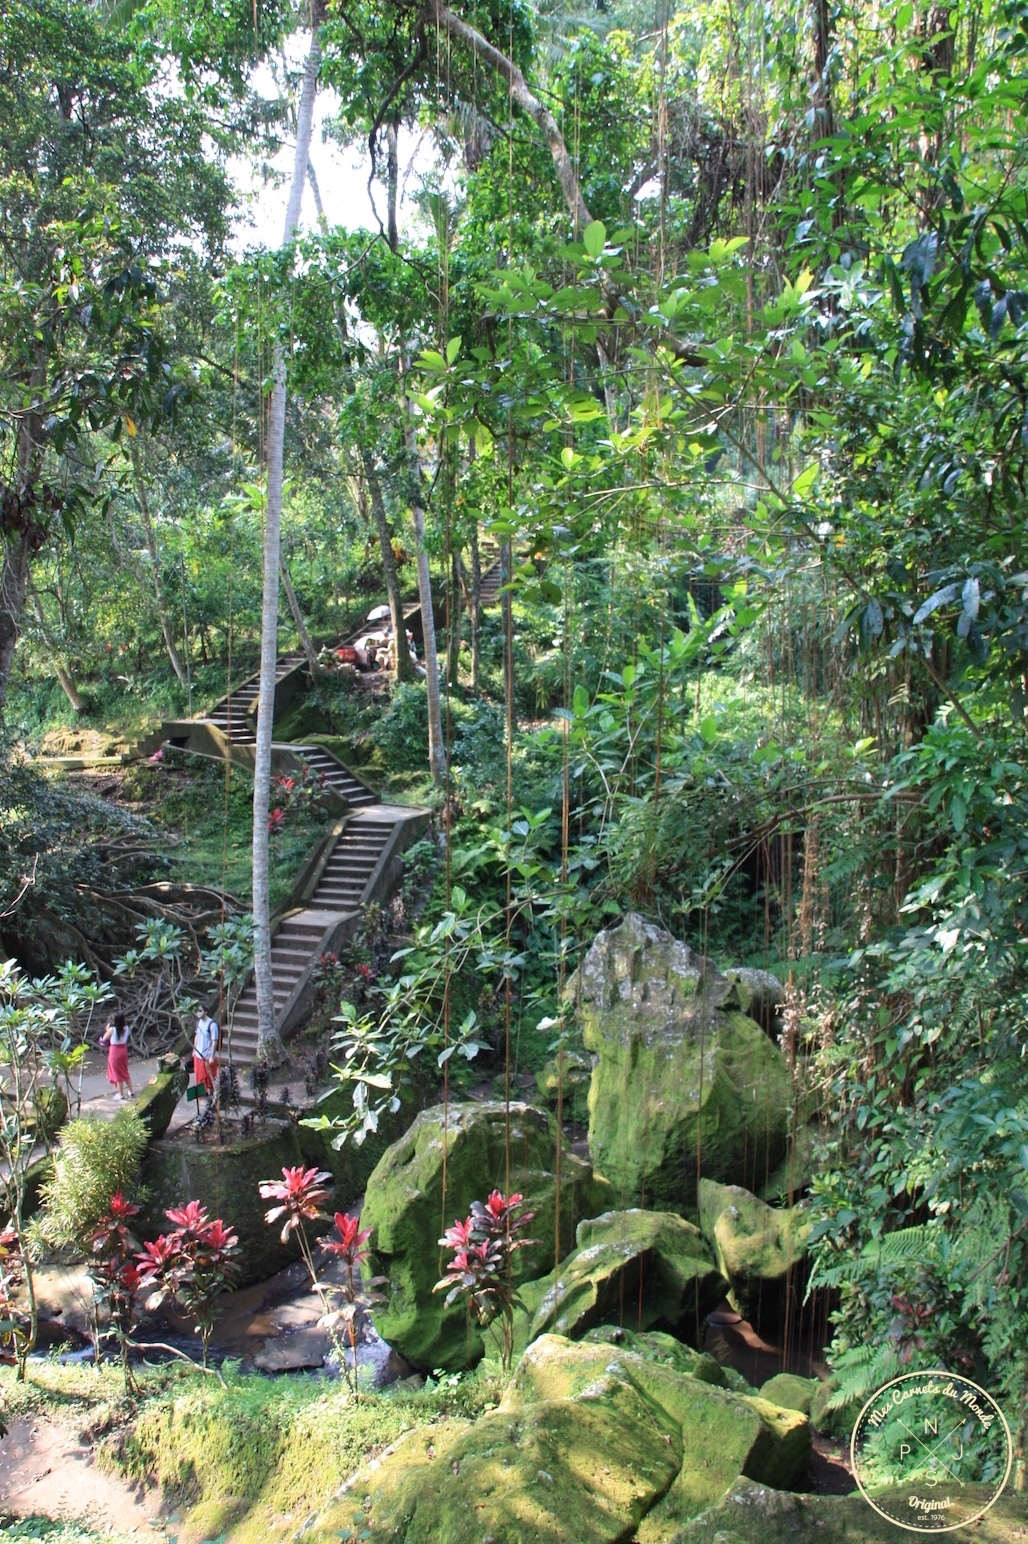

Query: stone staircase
[479,548,504,608]
[291,743,378,809]
[226,806,421,1069]
[204,653,304,745]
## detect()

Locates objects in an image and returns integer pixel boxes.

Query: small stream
[29,1253,414,1384]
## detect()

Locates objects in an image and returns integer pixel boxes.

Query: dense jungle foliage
[3,0,1028,1493]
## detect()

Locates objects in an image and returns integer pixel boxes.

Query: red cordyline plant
[435,1190,537,1374]
[259,1164,331,1283]
[138,1199,240,1367]
[317,1211,387,1395]
[0,1222,32,1381]
[89,1191,145,1388]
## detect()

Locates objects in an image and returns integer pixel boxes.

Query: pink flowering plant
[137,1199,240,1366]
[435,1190,537,1373]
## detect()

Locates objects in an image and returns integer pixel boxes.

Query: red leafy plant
[89,1191,145,1387]
[259,1168,385,1393]
[138,1199,240,1366]
[435,1191,537,1374]
[317,1211,388,1394]
[0,1223,32,1379]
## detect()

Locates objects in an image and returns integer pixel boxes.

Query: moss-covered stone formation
[361,1099,610,1370]
[133,1062,187,1140]
[309,1334,810,1544]
[697,1178,811,1322]
[515,1208,726,1351]
[141,1119,307,1286]
[653,1476,1028,1542]
[567,914,793,1212]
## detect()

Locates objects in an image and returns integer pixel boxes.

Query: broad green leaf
[583,220,607,259]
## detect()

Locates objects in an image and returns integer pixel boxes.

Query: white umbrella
[366,604,391,621]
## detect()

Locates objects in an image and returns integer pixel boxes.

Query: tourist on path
[193,1009,220,1101]
[101,1012,133,1101]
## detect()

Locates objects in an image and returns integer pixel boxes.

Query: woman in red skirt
[101,1012,133,1100]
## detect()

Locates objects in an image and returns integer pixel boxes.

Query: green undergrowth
[0,1516,126,1544]
[123,753,332,909]
[110,1362,503,1542]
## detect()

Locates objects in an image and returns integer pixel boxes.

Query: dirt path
[0,1417,166,1536]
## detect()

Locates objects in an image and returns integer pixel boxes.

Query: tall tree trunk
[253,23,320,1069]
[359,456,415,683]
[0,353,47,721]
[279,550,320,677]
[386,121,400,253]
[447,547,463,688]
[128,440,188,688]
[399,357,447,786]
[0,534,30,719]
[27,582,85,713]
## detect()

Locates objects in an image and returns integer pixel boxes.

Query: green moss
[140,1120,306,1286]
[759,1373,817,1415]
[361,1101,610,1370]
[315,1378,680,1544]
[697,1180,810,1317]
[571,916,792,1213]
[514,1209,726,1352]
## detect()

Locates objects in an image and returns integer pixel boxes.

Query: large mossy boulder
[569,914,792,1212]
[312,1334,810,1544]
[697,1179,811,1323]
[141,1119,306,1287]
[361,1100,610,1370]
[516,1208,726,1351]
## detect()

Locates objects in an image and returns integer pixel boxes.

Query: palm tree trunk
[253,22,320,1068]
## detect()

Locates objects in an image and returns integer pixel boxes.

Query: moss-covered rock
[361,1100,610,1370]
[515,1209,726,1352]
[534,1049,593,1126]
[759,1373,817,1415]
[697,1179,810,1322]
[312,1335,810,1544]
[581,1325,756,1391]
[759,1121,818,1203]
[647,1476,1028,1542]
[140,1120,307,1286]
[809,1375,860,1439]
[321,1386,678,1544]
[569,914,792,1212]
[723,967,784,1034]
[133,1066,187,1140]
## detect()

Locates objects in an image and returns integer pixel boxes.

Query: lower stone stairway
[224,807,420,1070]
